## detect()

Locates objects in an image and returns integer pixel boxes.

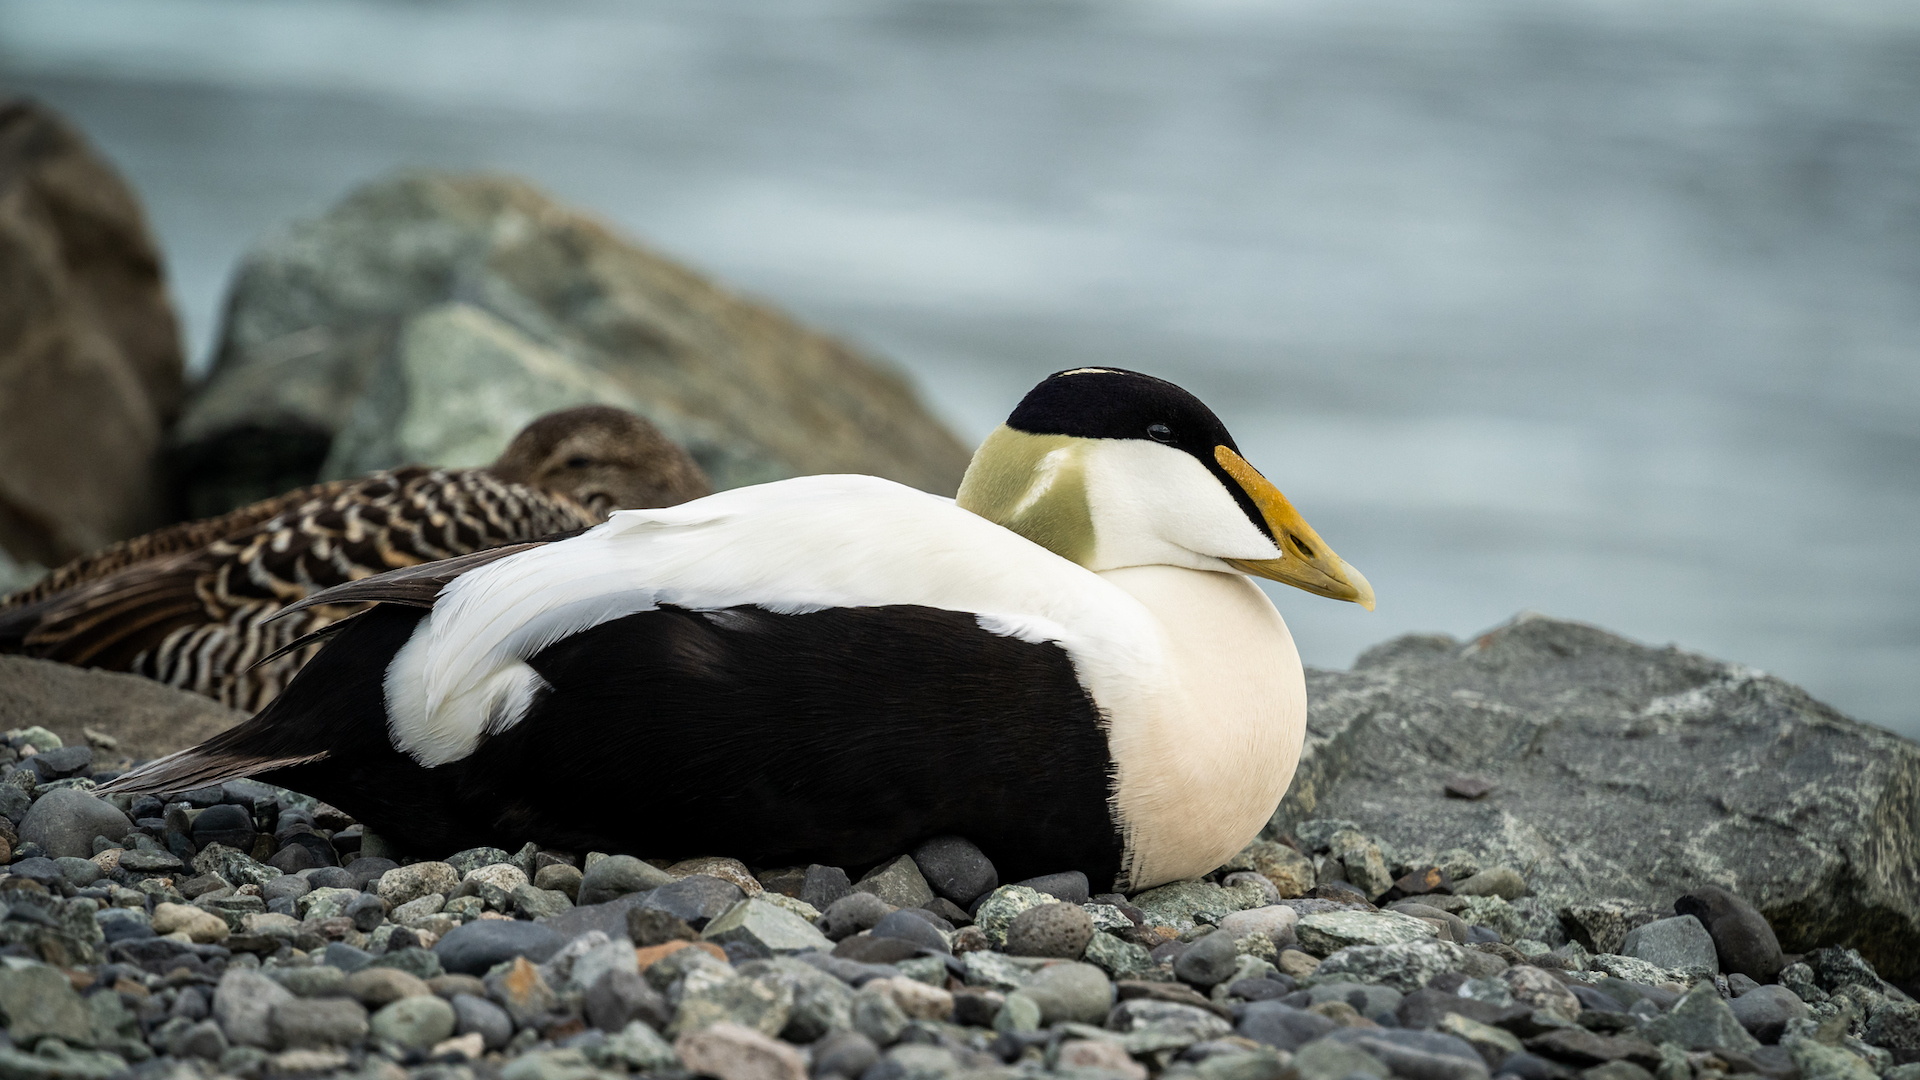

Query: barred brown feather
[0,406,710,711]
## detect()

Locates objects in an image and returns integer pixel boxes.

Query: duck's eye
[565,456,592,469]
[1147,424,1173,443]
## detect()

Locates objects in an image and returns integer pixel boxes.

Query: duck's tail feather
[101,745,330,797]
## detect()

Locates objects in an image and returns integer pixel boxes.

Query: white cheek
[1082,441,1282,569]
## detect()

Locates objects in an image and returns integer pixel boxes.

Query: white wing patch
[381,474,1169,767]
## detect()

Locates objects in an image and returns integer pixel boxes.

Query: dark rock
[1229,978,1295,1002]
[577,854,673,906]
[1013,871,1090,904]
[1273,615,1920,981]
[175,172,970,517]
[801,864,853,912]
[344,857,397,890]
[922,898,972,928]
[1392,867,1455,899]
[1521,1029,1661,1068]
[1676,887,1786,983]
[854,855,935,909]
[432,919,564,975]
[822,892,896,941]
[346,893,386,933]
[18,786,132,859]
[755,867,807,897]
[629,906,698,946]
[813,1029,881,1078]
[306,866,355,890]
[869,909,950,954]
[1560,901,1664,956]
[1397,989,1528,1031]
[7,857,63,888]
[540,893,651,941]
[188,804,254,853]
[269,844,318,874]
[1641,981,1761,1052]
[0,99,184,570]
[451,993,512,1050]
[910,836,999,906]
[1326,1027,1492,1080]
[1567,986,1625,1015]
[1729,986,1808,1044]
[1004,903,1092,960]
[832,934,923,965]
[1237,1001,1338,1050]
[1498,1052,1577,1080]
[1174,930,1242,989]
[640,874,742,928]
[323,942,374,972]
[24,745,92,781]
[584,968,670,1033]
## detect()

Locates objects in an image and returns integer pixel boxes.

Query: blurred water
[2,0,1916,736]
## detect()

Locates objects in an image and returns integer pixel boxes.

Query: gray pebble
[1729,985,1808,1043]
[585,968,670,1032]
[870,909,950,954]
[822,892,897,941]
[909,836,999,907]
[1005,902,1094,960]
[452,993,513,1050]
[577,854,674,905]
[1174,929,1242,988]
[801,864,852,912]
[812,1029,880,1078]
[1013,871,1090,904]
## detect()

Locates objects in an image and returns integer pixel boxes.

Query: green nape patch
[955,426,1096,566]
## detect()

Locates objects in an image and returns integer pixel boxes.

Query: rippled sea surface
[3,0,1916,735]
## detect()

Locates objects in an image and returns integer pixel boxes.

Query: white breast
[1098,565,1305,889]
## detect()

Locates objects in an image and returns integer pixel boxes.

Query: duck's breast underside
[262,598,1125,885]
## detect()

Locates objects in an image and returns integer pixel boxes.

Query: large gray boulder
[1273,613,1920,980]
[172,172,972,516]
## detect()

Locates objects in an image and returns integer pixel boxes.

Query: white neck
[1097,564,1306,890]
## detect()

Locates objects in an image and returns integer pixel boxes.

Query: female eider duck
[104,370,1372,891]
[0,406,709,712]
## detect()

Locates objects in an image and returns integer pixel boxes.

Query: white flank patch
[383,474,1167,767]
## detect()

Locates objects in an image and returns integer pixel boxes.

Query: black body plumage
[168,601,1123,883]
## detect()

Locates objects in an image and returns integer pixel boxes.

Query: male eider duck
[104,370,1372,891]
[0,406,709,711]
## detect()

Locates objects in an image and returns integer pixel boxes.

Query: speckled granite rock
[1271,614,1920,979]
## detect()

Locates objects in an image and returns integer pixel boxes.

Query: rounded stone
[577,854,675,906]
[52,856,100,888]
[369,994,456,1049]
[870,909,950,954]
[1730,985,1808,1044]
[432,918,566,975]
[1174,929,1244,988]
[1236,1002,1339,1051]
[18,787,131,859]
[822,892,897,941]
[1013,871,1090,904]
[909,836,999,906]
[1019,961,1113,1025]
[534,863,583,900]
[191,804,255,850]
[1005,902,1095,960]
[377,862,459,907]
[268,997,369,1048]
[1218,905,1301,947]
[344,966,432,1007]
[452,993,513,1049]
